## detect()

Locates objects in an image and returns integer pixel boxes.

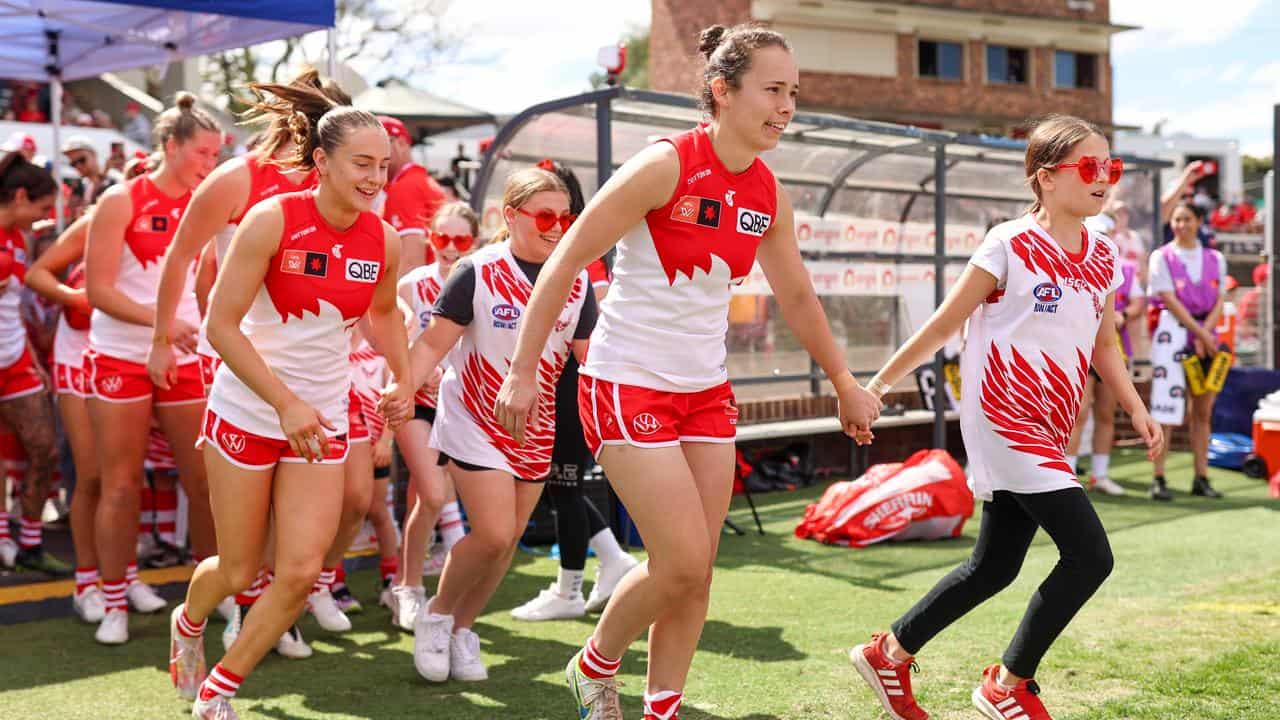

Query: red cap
[2,132,35,154]
[125,101,141,112]
[379,116,410,142]
[1253,263,1270,286]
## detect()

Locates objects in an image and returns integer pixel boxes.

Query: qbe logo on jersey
[1032,283,1062,314]
[345,258,380,283]
[736,207,772,237]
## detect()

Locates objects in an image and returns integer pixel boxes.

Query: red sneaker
[848,633,928,720]
[971,664,1052,720]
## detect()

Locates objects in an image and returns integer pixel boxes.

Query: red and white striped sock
[176,605,206,638]
[0,516,10,543]
[313,567,337,594]
[197,663,243,702]
[126,561,141,586]
[643,690,683,720]
[334,565,347,586]
[75,567,99,594]
[102,579,128,613]
[235,568,268,606]
[379,557,398,584]
[439,502,465,548]
[578,637,621,680]
[18,515,41,549]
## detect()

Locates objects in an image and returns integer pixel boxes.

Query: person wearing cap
[3,132,37,163]
[377,115,447,277]
[62,136,122,208]
[123,101,152,148]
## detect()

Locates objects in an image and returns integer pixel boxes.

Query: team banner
[793,214,985,257]
[1149,310,1188,426]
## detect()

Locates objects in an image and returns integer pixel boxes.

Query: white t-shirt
[1147,244,1227,297]
[960,215,1123,500]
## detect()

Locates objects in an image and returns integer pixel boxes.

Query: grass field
[1,448,1277,719]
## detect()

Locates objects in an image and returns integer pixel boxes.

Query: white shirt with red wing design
[206,190,386,439]
[397,261,446,407]
[89,175,200,364]
[581,125,778,393]
[0,227,29,368]
[430,243,588,480]
[349,340,388,442]
[961,215,1123,499]
[197,156,320,359]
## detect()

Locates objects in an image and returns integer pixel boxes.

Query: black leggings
[545,472,609,572]
[891,487,1114,678]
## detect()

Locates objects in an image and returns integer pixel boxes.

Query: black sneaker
[15,545,73,576]
[1150,475,1173,501]
[1190,475,1223,498]
[331,583,363,614]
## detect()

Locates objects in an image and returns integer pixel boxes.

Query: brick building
[649,0,1133,135]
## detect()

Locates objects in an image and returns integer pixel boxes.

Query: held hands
[372,434,393,468]
[377,379,414,432]
[1131,409,1164,461]
[171,318,200,354]
[834,371,881,446]
[278,399,337,463]
[494,369,539,447]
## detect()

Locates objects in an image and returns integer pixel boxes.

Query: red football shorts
[198,408,349,470]
[53,360,89,398]
[0,348,46,401]
[84,350,203,405]
[348,387,370,443]
[578,377,738,458]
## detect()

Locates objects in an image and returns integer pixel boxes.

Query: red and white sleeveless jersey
[197,156,319,359]
[0,227,29,368]
[349,339,387,441]
[397,261,446,407]
[430,243,589,480]
[89,175,199,364]
[582,125,777,392]
[961,215,1123,500]
[206,190,386,439]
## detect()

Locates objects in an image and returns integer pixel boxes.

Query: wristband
[866,378,892,398]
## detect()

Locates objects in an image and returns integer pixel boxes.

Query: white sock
[438,502,465,549]
[557,567,584,597]
[1065,454,1078,473]
[588,528,630,566]
[1092,453,1110,478]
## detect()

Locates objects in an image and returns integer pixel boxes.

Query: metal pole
[326,29,337,78]
[47,30,64,231]
[595,96,613,191]
[932,142,947,449]
[1151,169,1162,255]
[1271,104,1280,367]
[1265,169,1275,369]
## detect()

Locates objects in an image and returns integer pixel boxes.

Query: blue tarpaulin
[0,0,334,81]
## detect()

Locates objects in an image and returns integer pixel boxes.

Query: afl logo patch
[1033,283,1061,314]
[492,304,521,329]
[345,258,380,283]
[736,207,771,237]
[632,413,661,436]
[281,250,328,278]
[671,195,721,228]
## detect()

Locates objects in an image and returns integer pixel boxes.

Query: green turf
[1,449,1277,719]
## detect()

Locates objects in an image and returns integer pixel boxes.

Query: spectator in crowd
[15,94,47,123]
[2,133,37,162]
[1237,262,1269,345]
[378,115,447,276]
[62,136,122,207]
[106,142,127,174]
[122,101,152,147]
[91,110,116,129]
[1160,160,1216,246]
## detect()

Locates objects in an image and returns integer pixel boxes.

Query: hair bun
[698,25,727,60]
[174,91,196,112]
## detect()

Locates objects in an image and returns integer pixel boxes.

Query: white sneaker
[74,586,107,623]
[1089,474,1127,496]
[0,537,16,568]
[215,597,236,623]
[191,693,238,719]
[95,608,129,645]
[221,605,240,652]
[379,582,393,610]
[511,584,586,621]
[413,603,453,682]
[169,604,207,700]
[585,554,639,613]
[274,624,313,659]
[307,588,352,632]
[423,543,447,576]
[449,627,488,681]
[391,584,425,632]
[127,581,168,613]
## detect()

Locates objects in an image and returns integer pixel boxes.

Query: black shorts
[549,355,591,487]
[413,404,436,424]
[437,451,543,484]
[374,465,391,480]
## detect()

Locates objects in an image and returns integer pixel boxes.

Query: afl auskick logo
[492,304,520,329]
[221,432,246,454]
[632,413,661,435]
[1033,283,1062,314]
[736,207,770,237]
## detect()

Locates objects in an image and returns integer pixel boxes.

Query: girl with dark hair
[849,115,1161,720]
[494,24,878,720]
[84,92,222,645]
[0,151,67,578]
[509,159,637,623]
[167,99,412,720]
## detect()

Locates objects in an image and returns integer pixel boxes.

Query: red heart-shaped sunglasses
[1046,155,1124,185]
[516,208,577,233]
[430,231,474,251]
